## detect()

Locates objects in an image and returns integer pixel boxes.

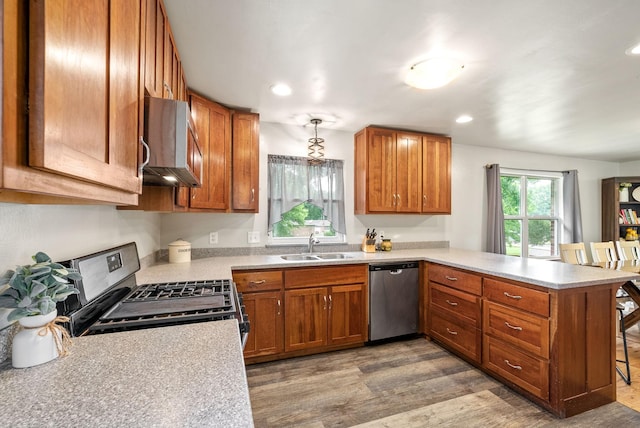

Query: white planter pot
[12,309,60,368]
[620,187,630,202]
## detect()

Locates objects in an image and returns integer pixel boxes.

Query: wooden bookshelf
[601,176,640,241]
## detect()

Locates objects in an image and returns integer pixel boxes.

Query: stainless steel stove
[58,243,249,347]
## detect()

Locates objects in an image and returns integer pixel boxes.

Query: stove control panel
[107,252,123,273]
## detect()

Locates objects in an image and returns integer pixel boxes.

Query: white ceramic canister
[168,239,192,263]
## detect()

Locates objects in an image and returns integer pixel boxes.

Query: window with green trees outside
[501,171,562,258]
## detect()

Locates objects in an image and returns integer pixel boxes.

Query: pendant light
[308,118,325,164]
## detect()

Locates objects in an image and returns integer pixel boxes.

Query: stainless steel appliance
[142,96,202,187]
[369,262,419,341]
[58,242,249,347]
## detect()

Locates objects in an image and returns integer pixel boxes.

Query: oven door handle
[241,331,249,350]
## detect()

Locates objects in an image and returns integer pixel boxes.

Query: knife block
[361,237,376,253]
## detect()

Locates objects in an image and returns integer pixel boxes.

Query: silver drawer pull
[446,328,458,335]
[445,299,458,307]
[504,322,523,331]
[445,276,458,281]
[503,292,522,300]
[249,280,266,285]
[504,359,523,370]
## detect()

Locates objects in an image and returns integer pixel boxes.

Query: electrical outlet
[209,232,218,245]
[248,231,260,244]
[379,230,385,238]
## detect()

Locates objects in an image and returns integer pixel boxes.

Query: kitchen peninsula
[137,247,639,418]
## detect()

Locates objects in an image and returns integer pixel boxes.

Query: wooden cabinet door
[189,94,231,210]
[143,0,165,97]
[422,135,451,213]
[285,287,328,352]
[366,128,396,212]
[242,291,284,358]
[28,0,142,195]
[395,132,422,213]
[232,112,259,212]
[328,284,367,345]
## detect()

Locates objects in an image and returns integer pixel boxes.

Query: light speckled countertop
[137,247,640,290]
[0,320,253,428]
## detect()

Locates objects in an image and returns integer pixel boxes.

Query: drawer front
[428,264,482,296]
[233,270,283,293]
[484,278,549,317]
[483,301,549,358]
[285,264,367,289]
[429,307,481,363]
[484,335,549,400]
[430,283,481,327]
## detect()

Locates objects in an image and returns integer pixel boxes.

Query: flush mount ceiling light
[456,115,473,123]
[625,43,640,56]
[405,57,465,89]
[270,83,292,96]
[307,118,325,164]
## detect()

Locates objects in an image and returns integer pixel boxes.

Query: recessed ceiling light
[405,58,465,89]
[270,83,292,96]
[456,115,473,123]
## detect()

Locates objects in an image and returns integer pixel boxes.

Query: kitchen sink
[315,253,352,259]
[280,254,321,261]
[280,253,354,261]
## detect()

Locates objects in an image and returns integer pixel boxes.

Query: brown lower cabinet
[427,262,621,418]
[233,264,368,364]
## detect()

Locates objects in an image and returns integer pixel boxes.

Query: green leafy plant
[620,182,632,190]
[0,252,81,322]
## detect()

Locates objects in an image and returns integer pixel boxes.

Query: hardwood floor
[617,325,640,411]
[246,336,640,427]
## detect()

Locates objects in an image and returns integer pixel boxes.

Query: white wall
[160,122,621,251]
[620,160,640,176]
[0,203,161,328]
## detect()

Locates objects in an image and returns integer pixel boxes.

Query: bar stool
[616,304,632,385]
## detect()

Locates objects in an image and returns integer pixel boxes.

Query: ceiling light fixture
[270,83,292,96]
[405,58,465,89]
[456,115,473,123]
[307,118,325,164]
[625,43,640,56]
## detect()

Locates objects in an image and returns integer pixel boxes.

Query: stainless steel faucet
[308,233,320,253]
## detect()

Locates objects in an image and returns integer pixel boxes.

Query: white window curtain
[268,155,346,234]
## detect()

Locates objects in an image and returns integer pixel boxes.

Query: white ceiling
[164,0,640,162]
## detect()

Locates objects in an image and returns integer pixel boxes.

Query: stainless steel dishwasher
[369,262,420,341]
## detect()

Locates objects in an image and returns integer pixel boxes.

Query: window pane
[527,178,555,216]
[272,202,336,238]
[528,219,557,257]
[501,176,521,215]
[504,219,522,256]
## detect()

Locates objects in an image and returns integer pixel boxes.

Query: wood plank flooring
[246,335,640,427]
[616,325,640,410]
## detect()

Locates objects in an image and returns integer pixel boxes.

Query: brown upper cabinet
[1,0,144,205]
[232,112,260,212]
[354,126,451,214]
[189,93,232,211]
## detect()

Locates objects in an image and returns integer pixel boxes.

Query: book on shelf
[619,208,640,224]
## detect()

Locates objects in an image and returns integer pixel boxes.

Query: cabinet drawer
[233,270,283,292]
[285,264,367,289]
[428,264,482,296]
[484,335,549,400]
[484,278,549,317]
[429,307,481,363]
[430,283,481,328]
[483,301,549,358]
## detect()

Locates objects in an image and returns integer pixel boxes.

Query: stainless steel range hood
[142,97,202,187]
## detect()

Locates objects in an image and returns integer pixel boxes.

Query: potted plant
[0,252,81,368]
[620,182,632,202]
